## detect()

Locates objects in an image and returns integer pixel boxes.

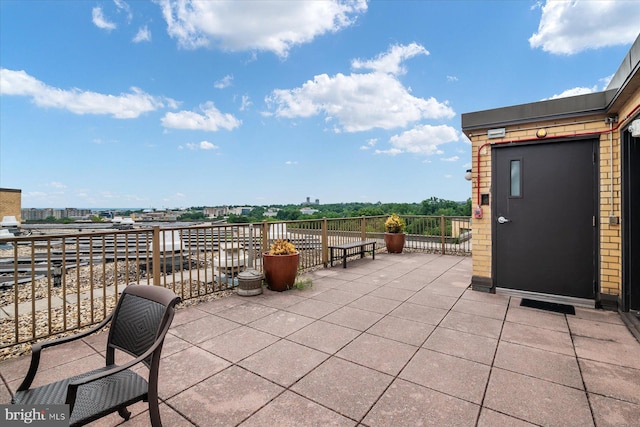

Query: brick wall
[0,188,22,224]
[467,113,626,298]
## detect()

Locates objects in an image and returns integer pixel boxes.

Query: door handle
[497,216,511,224]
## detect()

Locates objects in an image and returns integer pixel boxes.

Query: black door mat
[520,298,575,315]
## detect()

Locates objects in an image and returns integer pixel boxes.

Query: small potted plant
[384,214,406,253]
[262,239,299,291]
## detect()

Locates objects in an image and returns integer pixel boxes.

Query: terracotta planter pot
[262,252,300,291]
[384,233,405,254]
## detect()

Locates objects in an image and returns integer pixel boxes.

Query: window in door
[510,159,522,197]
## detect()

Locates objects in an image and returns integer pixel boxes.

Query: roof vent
[1,216,20,227]
[487,128,506,138]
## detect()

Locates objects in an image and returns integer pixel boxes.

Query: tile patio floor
[1,253,640,426]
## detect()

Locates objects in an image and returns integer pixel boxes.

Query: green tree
[227,214,250,223]
[276,208,301,221]
[177,212,205,221]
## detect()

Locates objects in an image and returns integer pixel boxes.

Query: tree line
[222,198,472,223]
[23,198,471,224]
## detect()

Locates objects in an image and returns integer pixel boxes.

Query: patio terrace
[1,253,639,426]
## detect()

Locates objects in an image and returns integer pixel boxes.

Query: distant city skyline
[2,1,639,208]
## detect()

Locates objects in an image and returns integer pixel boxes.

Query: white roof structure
[1,216,20,227]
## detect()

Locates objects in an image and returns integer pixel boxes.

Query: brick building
[461,34,640,320]
[0,188,22,224]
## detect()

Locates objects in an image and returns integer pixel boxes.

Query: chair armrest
[16,313,113,392]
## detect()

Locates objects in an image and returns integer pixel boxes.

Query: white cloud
[161,101,241,131]
[544,72,616,100]
[600,74,615,89]
[24,191,48,198]
[266,44,454,132]
[440,156,460,162]
[184,140,219,150]
[446,75,458,82]
[285,160,298,165]
[92,6,117,31]
[360,138,377,150]
[542,74,614,101]
[352,43,428,75]
[546,85,598,100]
[156,0,367,56]
[114,0,133,22]
[383,124,459,156]
[47,181,67,189]
[214,75,233,89]
[530,0,640,54]
[0,68,174,118]
[239,95,252,111]
[374,148,403,156]
[133,26,152,43]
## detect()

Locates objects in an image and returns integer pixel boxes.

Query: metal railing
[0,215,470,352]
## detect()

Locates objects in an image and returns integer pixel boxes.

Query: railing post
[440,215,445,255]
[322,217,328,267]
[152,226,161,286]
[248,224,254,268]
[361,216,366,241]
[262,221,269,259]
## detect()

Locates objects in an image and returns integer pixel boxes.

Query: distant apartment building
[300,207,319,215]
[22,208,46,221]
[228,206,253,216]
[264,208,279,218]
[64,208,92,219]
[303,197,320,205]
[21,208,91,220]
[20,208,57,221]
[203,206,229,218]
[132,210,179,222]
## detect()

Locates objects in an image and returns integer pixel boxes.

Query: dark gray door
[623,128,640,311]
[493,139,597,299]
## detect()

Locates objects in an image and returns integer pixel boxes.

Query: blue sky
[1,1,639,209]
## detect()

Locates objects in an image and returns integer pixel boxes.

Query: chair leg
[148,398,162,427]
[118,407,131,421]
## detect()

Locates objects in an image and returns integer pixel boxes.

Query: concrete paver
[166,366,284,427]
[400,348,490,404]
[363,378,479,427]
[239,391,356,427]
[484,368,595,427]
[291,357,393,421]
[579,358,640,404]
[494,341,584,389]
[589,393,640,427]
[239,339,329,387]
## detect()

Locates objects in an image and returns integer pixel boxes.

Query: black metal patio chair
[11,285,181,426]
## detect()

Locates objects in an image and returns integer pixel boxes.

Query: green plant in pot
[262,239,300,291]
[384,214,406,253]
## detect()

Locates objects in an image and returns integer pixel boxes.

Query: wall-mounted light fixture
[630,119,640,137]
[487,128,506,138]
[464,169,472,181]
[536,128,547,138]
